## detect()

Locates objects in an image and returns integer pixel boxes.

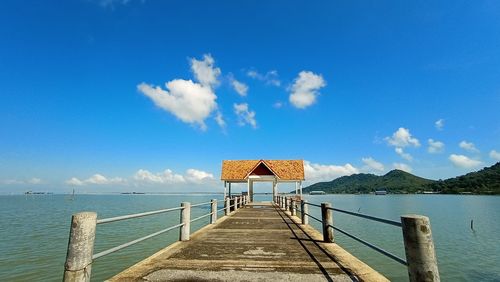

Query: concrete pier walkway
[109,202,388,282]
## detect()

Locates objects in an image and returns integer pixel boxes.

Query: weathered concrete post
[321,203,334,243]
[401,215,440,282]
[234,197,239,211]
[63,212,97,282]
[225,197,230,216]
[210,199,217,224]
[301,200,308,225]
[285,197,289,211]
[291,199,296,216]
[180,202,191,241]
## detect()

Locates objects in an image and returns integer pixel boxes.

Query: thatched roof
[221,160,305,181]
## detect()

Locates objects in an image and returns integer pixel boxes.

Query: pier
[63,160,440,281]
[108,201,385,281]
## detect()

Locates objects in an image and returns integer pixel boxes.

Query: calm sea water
[0,194,498,281]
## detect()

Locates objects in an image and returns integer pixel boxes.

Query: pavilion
[221,159,305,201]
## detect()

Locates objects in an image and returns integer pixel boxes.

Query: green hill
[424,162,500,194]
[302,169,434,194]
[302,162,500,194]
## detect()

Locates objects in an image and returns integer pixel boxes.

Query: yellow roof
[221,160,305,181]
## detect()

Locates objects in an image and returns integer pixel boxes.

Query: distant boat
[309,191,326,195]
[375,189,387,195]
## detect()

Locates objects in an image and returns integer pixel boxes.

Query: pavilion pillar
[272,181,277,200]
[223,181,227,200]
[299,181,303,199]
[248,180,254,202]
[228,182,232,198]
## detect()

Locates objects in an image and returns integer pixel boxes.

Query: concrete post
[321,203,334,243]
[180,202,191,241]
[284,197,289,211]
[224,197,231,215]
[63,212,97,282]
[401,215,440,282]
[291,199,296,216]
[281,196,285,209]
[234,197,239,211]
[210,199,217,224]
[301,200,308,225]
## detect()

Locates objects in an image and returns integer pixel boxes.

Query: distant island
[302,162,500,195]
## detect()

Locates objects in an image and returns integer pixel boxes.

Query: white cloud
[66,177,84,186]
[229,77,248,96]
[393,163,413,173]
[2,178,43,185]
[190,54,221,88]
[395,147,413,161]
[449,154,482,168]
[185,169,215,184]
[134,169,185,184]
[214,111,226,128]
[304,160,359,182]
[234,103,257,129]
[428,139,445,154]
[459,141,479,153]
[490,150,500,161]
[273,101,283,108]
[435,119,444,130]
[133,168,215,185]
[86,174,125,185]
[361,157,385,173]
[246,70,281,86]
[138,79,218,130]
[385,128,420,148]
[28,178,42,184]
[66,174,126,186]
[289,71,326,109]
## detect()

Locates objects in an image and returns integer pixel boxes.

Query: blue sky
[1,0,499,193]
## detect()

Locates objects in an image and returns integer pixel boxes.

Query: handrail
[92,223,184,260]
[304,202,322,208]
[97,206,183,224]
[191,212,213,223]
[304,212,322,224]
[331,224,407,265]
[274,195,439,280]
[191,201,212,207]
[65,196,251,280]
[328,207,402,227]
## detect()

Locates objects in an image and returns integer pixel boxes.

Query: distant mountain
[424,162,500,194]
[301,162,500,195]
[302,169,434,194]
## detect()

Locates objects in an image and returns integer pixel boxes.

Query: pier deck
[109,202,388,282]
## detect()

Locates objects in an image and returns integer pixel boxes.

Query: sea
[0,194,499,281]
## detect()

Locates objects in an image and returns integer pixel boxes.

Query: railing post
[210,199,217,224]
[63,212,97,282]
[401,215,440,282]
[225,197,230,215]
[301,200,308,225]
[234,197,239,211]
[285,197,289,211]
[281,196,285,209]
[180,202,191,241]
[291,199,296,216]
[321,202,334,243]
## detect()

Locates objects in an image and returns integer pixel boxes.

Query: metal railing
[63,195,249,282]
[274,195,440,282]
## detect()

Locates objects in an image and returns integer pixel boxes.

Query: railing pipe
[210,199,217,224]
[63,212,97,282]
[321,202,334,243]
[401,215,440,282]
[179,202,190,241]
[301,200,308,225]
